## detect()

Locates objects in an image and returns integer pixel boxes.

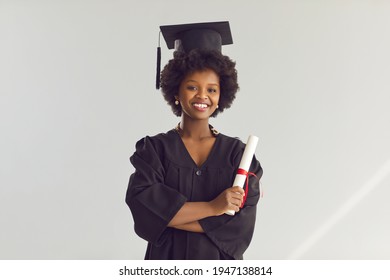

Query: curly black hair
[160,49,239,117]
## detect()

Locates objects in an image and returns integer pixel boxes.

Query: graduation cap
[156,21,233,89]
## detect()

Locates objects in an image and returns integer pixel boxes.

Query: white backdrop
[1,0,390,259]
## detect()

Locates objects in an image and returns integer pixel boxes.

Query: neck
[179,116,212,140]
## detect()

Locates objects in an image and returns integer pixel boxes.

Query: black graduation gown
[125,129,263,260]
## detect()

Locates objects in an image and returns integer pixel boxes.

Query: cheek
[214,93,221,104]
[179,92,193,103]
[177,90,188,101]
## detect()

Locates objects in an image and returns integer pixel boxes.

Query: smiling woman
[125,21,263,260]
[177,69,220,119]
[161,49,238,118]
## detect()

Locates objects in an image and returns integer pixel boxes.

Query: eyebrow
[185,80,219,86]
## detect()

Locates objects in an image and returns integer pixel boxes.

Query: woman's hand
[209,186,244,216]
[168,186,244,228]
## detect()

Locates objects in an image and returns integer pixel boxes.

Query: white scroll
[225,135,259,216]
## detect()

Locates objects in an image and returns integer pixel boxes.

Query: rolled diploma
[225,135,259,216]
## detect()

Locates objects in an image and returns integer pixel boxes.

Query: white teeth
[193,103,208,109]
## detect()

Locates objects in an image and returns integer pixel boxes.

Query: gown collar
[174,123,220,137]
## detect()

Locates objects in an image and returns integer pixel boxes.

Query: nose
[196,87,208,99]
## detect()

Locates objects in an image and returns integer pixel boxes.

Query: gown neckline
[172,128,220,169]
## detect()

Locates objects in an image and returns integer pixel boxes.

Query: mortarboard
[156,21,233,89]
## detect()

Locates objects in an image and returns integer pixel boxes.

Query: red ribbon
[237,168,258,208]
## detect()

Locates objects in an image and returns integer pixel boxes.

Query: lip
[192,102,210,112]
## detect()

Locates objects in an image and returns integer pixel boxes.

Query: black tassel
[156,46,161,89]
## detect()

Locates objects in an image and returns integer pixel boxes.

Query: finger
[230,197,243,207]
[227,202,240,212]
[231,186,245,194]
[229,193,243,204]
[230,192,244,201]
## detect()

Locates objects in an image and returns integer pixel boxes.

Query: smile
[192,103,209,111]
[192,103,209,109]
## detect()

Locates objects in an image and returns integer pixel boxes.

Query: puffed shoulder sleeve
[199,155,263,259]
[125,136,187,246]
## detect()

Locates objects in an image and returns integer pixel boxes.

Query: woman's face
[176,68,220,120]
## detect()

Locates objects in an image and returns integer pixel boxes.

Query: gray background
[1,0,390,259]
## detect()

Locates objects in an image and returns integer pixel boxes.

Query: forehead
[182,69,220,83]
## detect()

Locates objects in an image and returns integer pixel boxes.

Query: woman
[125,22,263,260]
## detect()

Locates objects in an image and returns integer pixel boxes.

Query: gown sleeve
[198,155,263,259]
[125,136,187,246]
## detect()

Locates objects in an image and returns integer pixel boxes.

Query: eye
[186,85,198,91]
[207,88,218,93]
